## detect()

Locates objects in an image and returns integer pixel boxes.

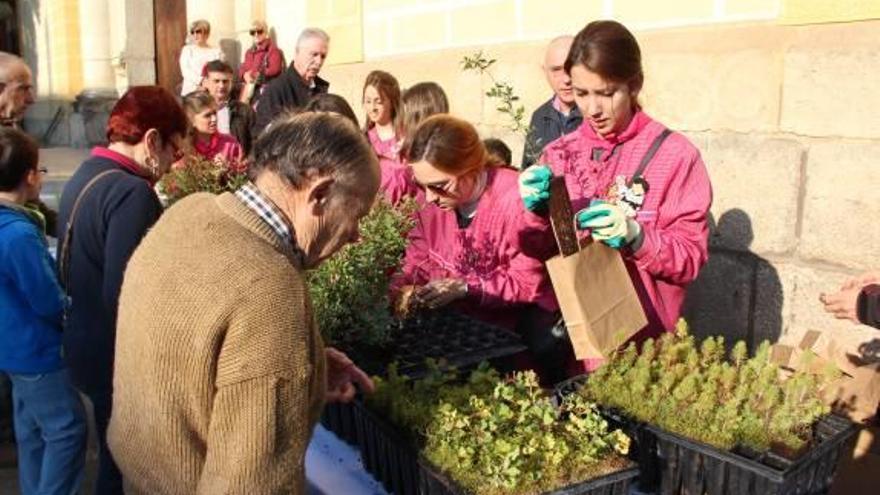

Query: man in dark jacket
[202,60,255,155]
[254,28,330,133]
[521,36,583,168]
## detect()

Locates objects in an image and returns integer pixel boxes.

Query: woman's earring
[145,155,159,177]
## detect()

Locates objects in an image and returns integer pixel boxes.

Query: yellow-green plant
[582,320,838,453]
[157,155,248,206]
[424,371,630,495]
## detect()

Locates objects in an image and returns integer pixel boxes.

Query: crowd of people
[0,17,877,495]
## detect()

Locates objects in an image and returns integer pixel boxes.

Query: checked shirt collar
[235,181,306,265]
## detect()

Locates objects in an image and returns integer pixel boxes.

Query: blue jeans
[9,369,87,495]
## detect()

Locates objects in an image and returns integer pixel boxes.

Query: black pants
[0,372,13,444]
[83,387,123,495]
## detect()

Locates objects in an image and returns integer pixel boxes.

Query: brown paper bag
[545,177,647,360]
[771,330,880,423]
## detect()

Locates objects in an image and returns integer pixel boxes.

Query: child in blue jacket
[0,127,86,495]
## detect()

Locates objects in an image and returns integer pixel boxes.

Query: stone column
[74,0,118,146]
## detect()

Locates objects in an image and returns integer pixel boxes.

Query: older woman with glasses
[238,20,284,106]
[179,19,224,96]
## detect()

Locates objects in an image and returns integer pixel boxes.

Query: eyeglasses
[191,28,206,35]
[249,29,264,36]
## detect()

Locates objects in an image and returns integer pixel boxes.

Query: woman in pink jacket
[393,115,555,331]
[520,20,712,353]
[179,91,245,172]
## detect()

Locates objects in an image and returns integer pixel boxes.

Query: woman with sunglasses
[392,115,555,331]
[56,86,188,495]
[179,19,224,96]
[238,20,284,106]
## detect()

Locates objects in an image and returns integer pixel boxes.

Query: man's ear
[307,176,335,214]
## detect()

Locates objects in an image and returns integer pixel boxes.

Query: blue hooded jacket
[0,203,66,374]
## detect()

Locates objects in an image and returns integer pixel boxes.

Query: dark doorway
[0,0,20,54]
[154,0,186,94]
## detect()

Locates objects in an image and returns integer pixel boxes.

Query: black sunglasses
[190,28,206,35]
[249,29,265,36]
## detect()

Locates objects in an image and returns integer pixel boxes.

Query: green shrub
[157,155,248,207]
[307,198,415,347]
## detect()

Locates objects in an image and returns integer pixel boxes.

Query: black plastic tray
[553,375,858,495]
[418,456,639,495]
[319,401,358,445]
[391,310,527,378]
[352,398,421,495]
[651,414,856,495]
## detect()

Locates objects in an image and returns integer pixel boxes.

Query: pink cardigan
[541,111,712,342]
[393,167,556,330]
[193,133,245,171]
[368,128,420,205]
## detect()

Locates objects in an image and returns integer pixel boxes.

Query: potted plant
[568,320,856,495]
[157,154,248,207]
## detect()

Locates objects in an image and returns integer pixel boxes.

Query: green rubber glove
[576,200,642,249]
[518,164,552,212]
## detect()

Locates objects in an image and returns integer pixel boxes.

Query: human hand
[518,164,552,212]
[840,271,880,291]
[416,279,467,309]
[243,71,256,84]
[820,286,861,323]
[575,200,642,249]
[325,347,375,403]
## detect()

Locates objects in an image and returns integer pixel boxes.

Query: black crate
[352,398,421,495]
[650,414,856,495]
[418,457,639,495]
[319,401,358,445]
[553,375,659,492]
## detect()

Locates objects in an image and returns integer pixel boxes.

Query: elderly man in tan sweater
[107,112,380,494]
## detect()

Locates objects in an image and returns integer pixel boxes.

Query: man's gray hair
[296,27,330,51]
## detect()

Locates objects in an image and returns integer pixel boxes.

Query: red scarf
[91,147,157,186]
[193,133,220,159]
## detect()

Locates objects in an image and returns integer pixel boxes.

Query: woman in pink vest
[393,115,555,331]
[361,71,423,205]
[519,20,712,365]
[179,91,244,172]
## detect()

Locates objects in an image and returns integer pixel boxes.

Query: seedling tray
[418,457,638,495]
[391,310,527,378]
[352,398,421,495]
[650,414,856,495]
[554,375,659,492]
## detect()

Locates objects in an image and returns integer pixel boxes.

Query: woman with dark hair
[393,115,554,331]
[398,81,449,156]
[180,91,244,170]
[57,85,187,495]
[519,21,712,369]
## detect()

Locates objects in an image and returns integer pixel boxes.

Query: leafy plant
[424,370,630,495]
[581,319,839,454]
[157,154,248,206]
[461,51,529,135]
[308,198,416,347]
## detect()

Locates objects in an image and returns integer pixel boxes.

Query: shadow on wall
[681,208,784,350]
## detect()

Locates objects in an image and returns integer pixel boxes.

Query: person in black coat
[254,28,330,133]
[57,86,187,495]
[521,36,583,168]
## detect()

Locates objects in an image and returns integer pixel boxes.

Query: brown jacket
[108,192,326,494]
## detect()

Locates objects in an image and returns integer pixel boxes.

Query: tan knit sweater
[108,192,326,495]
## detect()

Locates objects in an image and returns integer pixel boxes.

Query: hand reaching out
[325,347,375,403]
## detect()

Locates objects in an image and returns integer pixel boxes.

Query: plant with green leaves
[424,370,631,495]
[581,319,839,454]
[461,51,529,135]
[307,198,416,347]
[157,155,248,207]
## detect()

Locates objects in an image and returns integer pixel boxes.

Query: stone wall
[322,20,880,351]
